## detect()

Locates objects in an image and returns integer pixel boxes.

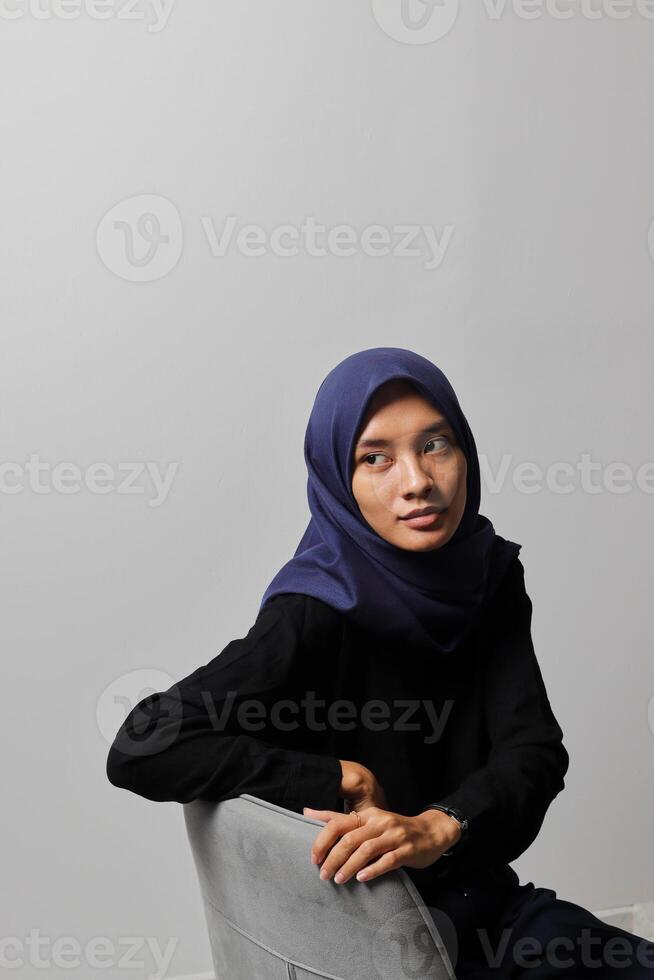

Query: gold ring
[352,810,361,829]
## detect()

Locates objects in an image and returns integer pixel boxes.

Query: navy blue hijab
[259,347,521,655]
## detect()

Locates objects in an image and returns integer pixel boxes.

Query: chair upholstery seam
[202,894,349,980]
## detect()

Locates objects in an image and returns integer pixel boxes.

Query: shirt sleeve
[105,594,343,812]
[427,557,569,871]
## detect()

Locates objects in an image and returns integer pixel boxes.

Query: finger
[312,814,361,868]
[319,826,386,881]
[303,807,341,821]
[303,807,342,865]
[355,847,404,883]
[327,834,391,885]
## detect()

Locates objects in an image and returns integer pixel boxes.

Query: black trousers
[419,868,654,978]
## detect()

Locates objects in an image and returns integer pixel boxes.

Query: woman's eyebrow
[356,419,450,450]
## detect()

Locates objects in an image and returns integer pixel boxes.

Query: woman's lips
[401,509,445,529]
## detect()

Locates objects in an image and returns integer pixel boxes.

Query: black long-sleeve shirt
[106,555,568,900]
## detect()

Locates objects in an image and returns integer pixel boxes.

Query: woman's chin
[396,526,449,552]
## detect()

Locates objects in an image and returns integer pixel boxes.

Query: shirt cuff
[282,753,343,814]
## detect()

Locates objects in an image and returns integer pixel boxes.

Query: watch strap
[425,803,469,856]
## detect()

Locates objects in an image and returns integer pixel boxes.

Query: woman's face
[350,380,467,552]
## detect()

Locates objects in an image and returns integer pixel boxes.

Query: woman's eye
[425,437,450,453]
[362,439,450,466]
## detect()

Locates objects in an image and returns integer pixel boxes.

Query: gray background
[1,1,653,977]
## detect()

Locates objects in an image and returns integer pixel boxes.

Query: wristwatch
[425,803,469,856]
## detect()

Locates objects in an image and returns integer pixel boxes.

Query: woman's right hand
[339,759,388,812]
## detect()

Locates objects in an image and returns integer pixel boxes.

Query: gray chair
[183,793,458,980]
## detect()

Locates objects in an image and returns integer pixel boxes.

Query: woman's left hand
[302,805,458,884]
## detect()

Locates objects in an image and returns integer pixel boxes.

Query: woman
[107,347,654,977]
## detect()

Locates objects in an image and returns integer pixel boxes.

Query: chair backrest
[183,793,458,980]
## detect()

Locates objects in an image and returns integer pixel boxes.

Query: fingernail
[334,872,344,884]
[319,867,330,880]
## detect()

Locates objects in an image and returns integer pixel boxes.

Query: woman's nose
[399,456,434,495]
